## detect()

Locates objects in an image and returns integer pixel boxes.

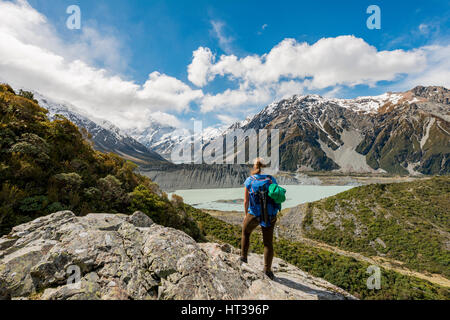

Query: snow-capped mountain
[31,92,168,165]
[130,86,449,175]
[228,86,449,174]
[124,122,184,160]
[26,85,449,175]
[125,121,228,161]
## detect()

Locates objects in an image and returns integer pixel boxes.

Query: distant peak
[410,86,449,104]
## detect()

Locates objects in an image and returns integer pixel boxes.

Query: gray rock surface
[0,211,354,300]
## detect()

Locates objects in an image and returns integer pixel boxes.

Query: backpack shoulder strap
[248,176,256,193]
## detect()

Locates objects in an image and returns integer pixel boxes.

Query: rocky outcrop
[0,211,354,300]
[411,86,449,105]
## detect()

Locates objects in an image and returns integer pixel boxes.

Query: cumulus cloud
[186,35,450,113]
[216,114,239,125]
[189,36,428,89]
[0,0,202,130]
[188,47,214,87]
[274,80,307,99]
[1,0,448,131]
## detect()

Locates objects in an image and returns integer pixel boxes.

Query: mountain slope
[279,176,450,279]
[124,122,183,160]
[134,86,449,175]
[125,123,227,161]
[32,91,168,165]
[189,205,449,299]
[237,86,449,174]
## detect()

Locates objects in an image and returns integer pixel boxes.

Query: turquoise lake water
[169,185,354,211]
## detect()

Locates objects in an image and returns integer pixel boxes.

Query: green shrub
[304,177,450,278]
[0,83,203,241]
[19,196,49,212]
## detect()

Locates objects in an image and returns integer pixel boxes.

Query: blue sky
[1,0,449,129]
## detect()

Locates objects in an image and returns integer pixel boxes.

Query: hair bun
[251,157,267,174]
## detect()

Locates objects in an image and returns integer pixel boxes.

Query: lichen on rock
[0,211,354,300]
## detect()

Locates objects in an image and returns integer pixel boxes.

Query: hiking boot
[264,271,275,280]
[240,257,248,263]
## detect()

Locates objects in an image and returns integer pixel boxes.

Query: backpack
[247,175,280,227]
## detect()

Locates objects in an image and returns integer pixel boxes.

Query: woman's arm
[244,187,249,215]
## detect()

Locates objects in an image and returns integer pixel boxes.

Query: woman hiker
[240,158,281,280]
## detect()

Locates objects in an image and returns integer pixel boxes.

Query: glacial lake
[169,185,354,212]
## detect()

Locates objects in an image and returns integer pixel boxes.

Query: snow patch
[420,117,435,149]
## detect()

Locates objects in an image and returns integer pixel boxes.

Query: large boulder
[0,211,354,300]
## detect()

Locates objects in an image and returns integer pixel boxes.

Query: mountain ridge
[236,86,449,174]
[125,86,449,175]
[17,85,448,175]
[27,90,168,165]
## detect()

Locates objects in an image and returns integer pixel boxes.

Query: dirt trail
[289,234,450,288]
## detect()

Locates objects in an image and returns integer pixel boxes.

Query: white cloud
[211,20,234,54]
[187,35,450,113]
[191,36,428,89]
[258,24,268,35]
[274,80,306,99]
[200,84,272,113]
[216,114,239,125]
[188,47,214,87]
[147,111,182,128]
[322,86,343,98]
[0,0,126,72]
[399,44,450,89]
[75,26,129,72]
[199,80,307,113]
[0,0,202,130]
